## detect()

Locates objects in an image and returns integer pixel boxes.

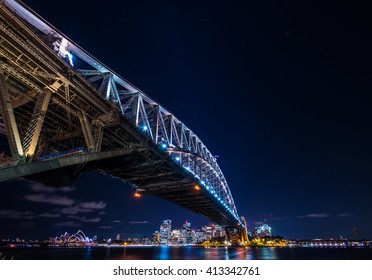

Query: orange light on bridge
[194,185,201,191]
[134,192,142,198]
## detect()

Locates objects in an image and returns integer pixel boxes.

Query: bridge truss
[0,0,245,229]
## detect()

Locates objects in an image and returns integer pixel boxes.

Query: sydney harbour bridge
[0,0,248,244]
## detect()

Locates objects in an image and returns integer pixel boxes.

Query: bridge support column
[99,73,112,100]
[152,105,160,144]
[78,111,95,151]
[92,126,104,152]
[132,93,140,127]
[22,89,52,157]
[225,225,249,246]
[240,216,249,245]
[0,64,24,160]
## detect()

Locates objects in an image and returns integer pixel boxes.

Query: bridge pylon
[225,216,249,246]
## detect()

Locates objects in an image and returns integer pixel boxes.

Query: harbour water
[2,246,372,260]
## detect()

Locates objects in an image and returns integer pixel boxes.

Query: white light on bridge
[161,143,167,149]
[175,156,180,161]
[142,125,148,131]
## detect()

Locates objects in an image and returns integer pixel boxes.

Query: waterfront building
[253,223,272,238]
[171,229,181,244]
[153,231,161,244]
[202,225,213,240]
[214,225,225,238]
[194,230,207,243]
[183,221,192,244]
[53,230,91,246]
[160,219,172,245]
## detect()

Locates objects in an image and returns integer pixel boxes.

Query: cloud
[38,212,61,218]
[99,226,113,229]
[113,220,121,223]
[337,213,353,217]
[129,221,149,224]
[67,215,101,223]
[58,186,75,192]
[28,183,75,193]
[271,216,289,221]
[79,201,106,210]
[0,209,35,219]
[59,206,93,215]
[298,213,330,218]
[54,221,81,227]
[24,194,75,206]
[83,217,101,223]
[0,210,61,220]
[58,200,106,215]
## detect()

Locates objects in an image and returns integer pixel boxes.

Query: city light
[134,192,142,198]
[194,185,201,191]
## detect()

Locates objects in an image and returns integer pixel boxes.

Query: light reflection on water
[4,246,371,260]
[158,246,170,260]
[220,247,277,260]
[117,246,279,260]
[84,246,92,260]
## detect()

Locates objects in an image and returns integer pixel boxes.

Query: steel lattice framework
[0,0,245,229]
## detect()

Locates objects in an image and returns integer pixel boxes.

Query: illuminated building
[160,219,172,246]
[171,229,181,244]
[253,223,272,238]
[53,230,90,245]
[194,230,208,243]
[202,225,213,240]
[183,221,192,244]
[213,225,225,238]
[153,231,161,244]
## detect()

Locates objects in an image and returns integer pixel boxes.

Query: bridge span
[0,0,248,244]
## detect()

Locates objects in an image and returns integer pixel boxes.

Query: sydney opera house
[53,230,93,246]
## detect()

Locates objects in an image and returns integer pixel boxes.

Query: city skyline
[0,0,372,241]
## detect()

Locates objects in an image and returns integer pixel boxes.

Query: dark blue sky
[0,0,371,240]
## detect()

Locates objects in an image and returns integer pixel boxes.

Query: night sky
[0,0,371,240]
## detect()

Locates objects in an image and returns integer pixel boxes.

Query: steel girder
[0,0,242,226]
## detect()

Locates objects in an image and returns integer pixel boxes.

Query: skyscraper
[183,220,192,244]
[160,219,172,246]
[153,231,161,244]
